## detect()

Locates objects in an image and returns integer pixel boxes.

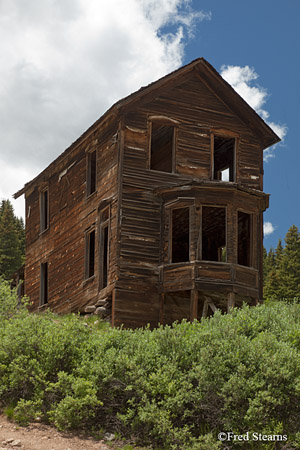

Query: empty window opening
[171,207,189,263]
[99,208,109,289]
[218,246,227,262]
[40,262,48,305]
[40,189,48,232]
[220,167,230,181]
[238,211,251,267]
[102,225,108,287]
[150,123,174,172]
[85,229,95,278]
[202,206,226,262]
[213,136,235,182]
[87,150,96,196]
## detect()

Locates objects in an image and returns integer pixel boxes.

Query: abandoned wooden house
[14,58,280,328]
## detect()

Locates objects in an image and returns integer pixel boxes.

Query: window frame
[237,209,253,267]
[84,226,96,280]
[210,131,238,183]
[164,198,194,264]
[99,206,110,290]
[40,261,48,306]
[200,204,227,263]
[170,206,191,264]
[148,118,178,173]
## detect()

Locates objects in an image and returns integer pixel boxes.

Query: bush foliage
[1,282,300,449]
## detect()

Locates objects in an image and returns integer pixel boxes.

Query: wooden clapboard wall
[16,58,278,327]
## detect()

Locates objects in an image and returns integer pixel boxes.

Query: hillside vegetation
[264,224,300,301]
[1,280,300,449]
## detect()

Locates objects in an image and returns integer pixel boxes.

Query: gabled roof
[14,57,280,199]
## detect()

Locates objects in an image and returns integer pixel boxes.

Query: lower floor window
[202,206,226,262]
[40,262,48,305]
[238,211,251,267]
[171,207,190,263]
[167,203,252,267]
[85,229,95,279]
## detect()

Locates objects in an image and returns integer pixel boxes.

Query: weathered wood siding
[22,63,271,327]
[25,118,119,313]
[114,70,265,326]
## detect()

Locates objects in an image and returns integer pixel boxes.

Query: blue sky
[181,0,299,250]
[0,0,298,250]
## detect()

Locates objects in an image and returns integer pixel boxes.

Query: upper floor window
[150,122,175,173]
[213,135,236,182]
[40,189,49,232]
[87,150,97,196]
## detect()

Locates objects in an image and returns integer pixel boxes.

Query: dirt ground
[0,415,115,450]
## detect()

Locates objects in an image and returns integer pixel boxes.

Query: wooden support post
[202,296,217,318]
[202,298,208,318]
[227,292,235,313]
[159,293,165,325]
[190,289,198,322]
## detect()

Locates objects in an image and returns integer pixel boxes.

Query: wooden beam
[202,296,218,318]
[190,289,198,322]
[201,299,207,318]
[227,292,235,313]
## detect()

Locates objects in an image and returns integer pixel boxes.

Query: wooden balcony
[160,261,259,298]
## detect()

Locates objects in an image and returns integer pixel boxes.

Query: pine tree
[275,238,283,267]
[264,247,276,273]
[264,246,281,300]
[278,225,300,300]
[0,200,25,280]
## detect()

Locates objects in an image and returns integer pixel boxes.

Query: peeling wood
[16,59,276,328]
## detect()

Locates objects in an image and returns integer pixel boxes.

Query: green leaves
[1,289,300,448]
[264,225,300,300]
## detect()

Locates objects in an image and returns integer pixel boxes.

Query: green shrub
[14,398,42,426]
[1,290,300,449]
[47,371,102,430]
[0,277,25,319]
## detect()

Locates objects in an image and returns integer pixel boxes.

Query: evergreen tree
[275,238,283,267]
[0,200,25,280]
[263,246,275,283]
[15,216,25,257]
[264,226,300,301]
[264,246,280,299]
[278,225,300,299]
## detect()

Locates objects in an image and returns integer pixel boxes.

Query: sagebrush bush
[0,277,24,319]
[1,281,300,449]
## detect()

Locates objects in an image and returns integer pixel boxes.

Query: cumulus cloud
[264,221,275,237]
[0,0,210,218]
[220,65,287,161]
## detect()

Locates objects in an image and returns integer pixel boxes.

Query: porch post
[227,292,235,313]
[190,289,198,322]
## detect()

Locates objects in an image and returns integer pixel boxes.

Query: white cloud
[220,65,287,161]
[264,221,275,237]
[0,0,210,218]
